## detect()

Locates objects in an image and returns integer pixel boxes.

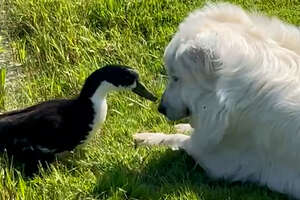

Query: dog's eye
[172,76,179,82]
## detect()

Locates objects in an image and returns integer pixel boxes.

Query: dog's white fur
[134,2,300,198]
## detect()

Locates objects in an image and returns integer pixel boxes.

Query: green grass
[0,37,3,53]
[0,36,5,110]
[0,0,299,199]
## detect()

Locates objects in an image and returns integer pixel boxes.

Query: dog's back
[179,3,300,56]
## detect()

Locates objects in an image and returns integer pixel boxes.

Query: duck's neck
[89,81,116,129]
[79,80,122,132]
[78,82,111,144]
[90,93,107,131]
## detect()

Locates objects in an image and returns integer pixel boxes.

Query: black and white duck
[0,64,156,165]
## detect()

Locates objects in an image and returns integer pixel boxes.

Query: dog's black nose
[158,104,167,115]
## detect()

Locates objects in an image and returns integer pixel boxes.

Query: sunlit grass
[0,0,299,199]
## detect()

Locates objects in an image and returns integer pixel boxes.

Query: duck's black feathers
[0,98,94,163]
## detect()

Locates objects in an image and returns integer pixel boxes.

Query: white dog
[134,2,300,198]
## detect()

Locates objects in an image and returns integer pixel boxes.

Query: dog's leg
[134,132,190,150]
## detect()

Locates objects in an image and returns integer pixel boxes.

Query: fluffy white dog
[134,2,300,198]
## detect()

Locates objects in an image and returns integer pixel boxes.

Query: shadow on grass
[92,150,287,200]
[0,147,89,178]
[0,152,37,178]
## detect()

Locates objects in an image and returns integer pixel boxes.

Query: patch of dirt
[0,8,22,85]
[0,2,25,110]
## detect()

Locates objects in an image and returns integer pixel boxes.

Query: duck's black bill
[132,81,157,102]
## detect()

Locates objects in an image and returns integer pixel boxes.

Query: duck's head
[79,65,157,101]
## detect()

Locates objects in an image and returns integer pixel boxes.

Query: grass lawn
[0,0,299,199]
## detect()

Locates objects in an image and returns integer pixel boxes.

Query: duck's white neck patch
[128,81,137,89]
[84,81,114,144]
[92,81,119,99]
[82,81,135,145]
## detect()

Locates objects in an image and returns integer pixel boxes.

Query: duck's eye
[172,76,179,82]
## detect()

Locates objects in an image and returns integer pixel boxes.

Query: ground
[0,0,299,199]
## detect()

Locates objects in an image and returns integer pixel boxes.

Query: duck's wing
[0,99,73,154]
[0,100,64,119]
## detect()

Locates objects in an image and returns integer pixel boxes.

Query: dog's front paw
[134,133,167,147]
[174,123,193,134]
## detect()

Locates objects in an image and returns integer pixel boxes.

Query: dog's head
[158,3,256,122]
[158,31,221,121]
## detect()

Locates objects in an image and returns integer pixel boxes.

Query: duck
[0,64,157,166]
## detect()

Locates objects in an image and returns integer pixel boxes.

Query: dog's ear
[164,30,225,78]
[180,32,222,77]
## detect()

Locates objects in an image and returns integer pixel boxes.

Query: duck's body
[0,98,95,161]
[0,65,156,164]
